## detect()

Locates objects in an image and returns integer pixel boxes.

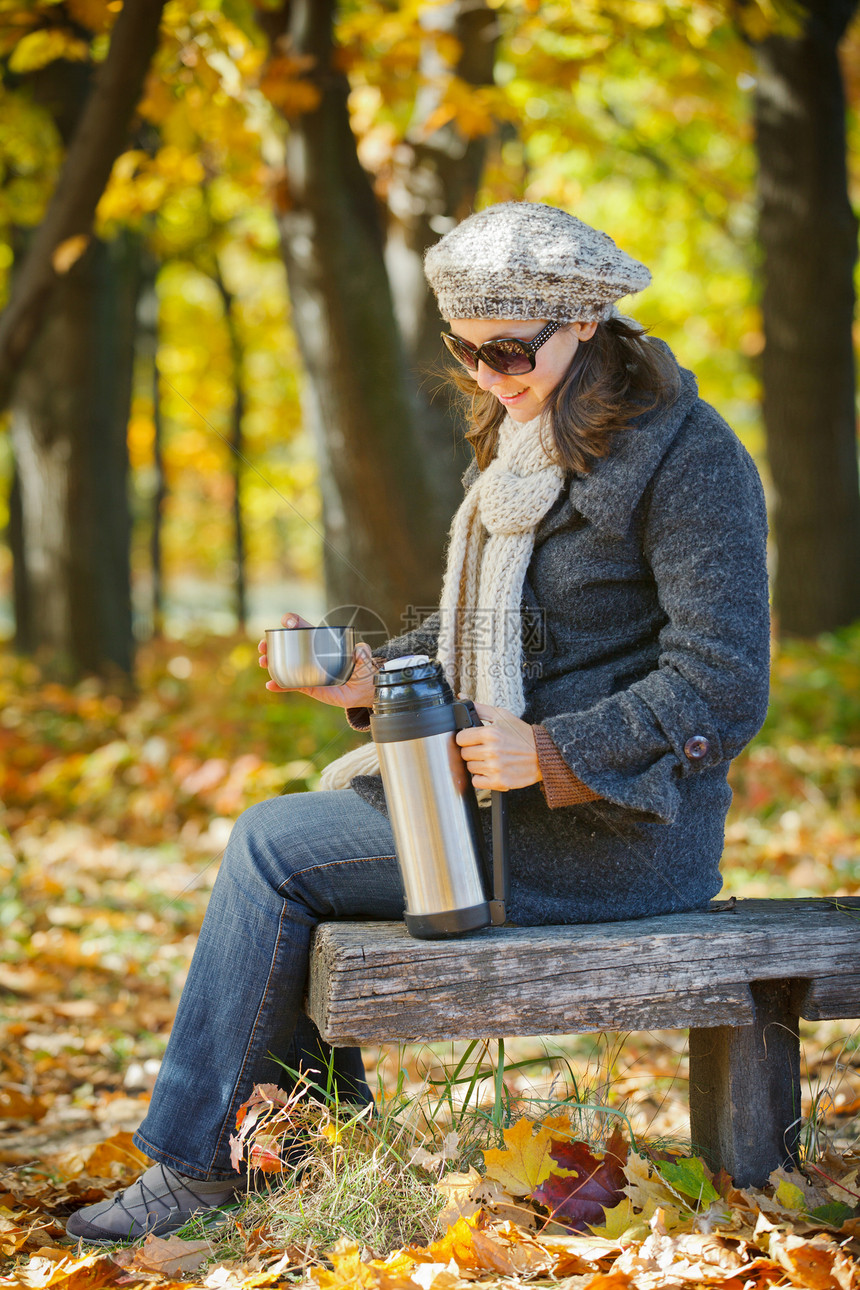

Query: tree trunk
[384,0,498,526]
[266,0,494,641]
[9,232,140,678]
[754,0,860,636]
[8,469,31,654]
[137,255,166,639]
[151,345,167,639]
[0,0,166,412]
[213,267,248,631]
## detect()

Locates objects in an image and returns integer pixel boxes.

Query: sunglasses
[440,320,563,375]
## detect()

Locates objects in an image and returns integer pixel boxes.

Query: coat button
[684,735,710,760]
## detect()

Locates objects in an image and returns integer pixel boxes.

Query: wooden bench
[305,897,860,1187]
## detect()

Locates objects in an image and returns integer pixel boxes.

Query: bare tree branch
[0,0,167,411]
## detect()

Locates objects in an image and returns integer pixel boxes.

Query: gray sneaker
[65,1163,241,1244]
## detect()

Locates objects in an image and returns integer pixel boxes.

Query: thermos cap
[372,654,453,719]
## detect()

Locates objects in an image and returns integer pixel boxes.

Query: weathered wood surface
[305,898,860,1044]
[791,973,860,1020]
[689,981,801,1187]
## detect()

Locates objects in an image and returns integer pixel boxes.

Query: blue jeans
[134,789,403,1181]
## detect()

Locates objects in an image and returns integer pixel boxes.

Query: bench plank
[306,898,860,1045]
[791,974,860,1021]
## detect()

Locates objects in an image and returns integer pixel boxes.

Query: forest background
[0,0,859,1283]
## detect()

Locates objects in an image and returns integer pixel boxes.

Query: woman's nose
[474,360,501,391]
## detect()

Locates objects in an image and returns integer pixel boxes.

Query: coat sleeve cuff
[345,653,385,732]
[532,724,602,809]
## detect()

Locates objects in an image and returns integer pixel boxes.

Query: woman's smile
[448,318,596,422]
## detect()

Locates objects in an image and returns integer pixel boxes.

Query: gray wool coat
[349,342,770,926]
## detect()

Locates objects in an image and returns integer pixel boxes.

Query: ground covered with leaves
[0,627,858,1289]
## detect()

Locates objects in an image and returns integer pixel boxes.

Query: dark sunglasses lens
[481,341,533,375]
[442,334,478,369]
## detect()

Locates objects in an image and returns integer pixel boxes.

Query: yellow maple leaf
[311,1241,378,1290]
[377,1250,419,1278]
[540,1112,575,1137]
[482,1117,556,1196]
[588,1198,643,1242]
[426,1214,480,1265]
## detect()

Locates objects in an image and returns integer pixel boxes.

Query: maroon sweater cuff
[532,724,602,808]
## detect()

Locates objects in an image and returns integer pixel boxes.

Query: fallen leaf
[434,1167,481,1229]
[0,1205,65,1258]
[532,1129,627,1232]
[622,1148,679,1217]
[810,1201,856,1229]
[481,1117,557,1195]
[767,1228,858,1290]
[16,1249,120,1290]
[0,1088,49,1121]
[485,1222,556,1275]
[249,1133,290,1174]
[656,1155,720,1207]
[534,1229,624,1275]
[112,1232,214,1276]
[44,1131,149,1181]
[612,1227,765,1288]
[776,1176,810,1212]
[411,1132,460,1172]
[587,1198,648,1244]
[463,1227,518,1276]
[424,1215,482,1267]
[406,1262,458,1290]
[770,1164,831,1209]
[0,964,66,996]
[581,1274,636,1290]
[310,1239,383,1290]
[472,1176,536,1229]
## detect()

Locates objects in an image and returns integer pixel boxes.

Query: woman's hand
[454,700,543,791]
[258,613,378,709]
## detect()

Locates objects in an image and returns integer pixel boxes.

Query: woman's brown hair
[446,316,681,474]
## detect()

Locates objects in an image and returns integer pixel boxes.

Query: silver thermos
[370,654,509,940]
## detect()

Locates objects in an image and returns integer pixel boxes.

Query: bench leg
[688,980,801,1187]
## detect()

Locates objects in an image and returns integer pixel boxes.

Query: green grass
[178,1037,640,1266]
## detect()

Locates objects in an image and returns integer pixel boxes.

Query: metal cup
[265,625,357,687]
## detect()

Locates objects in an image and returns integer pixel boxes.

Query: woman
[67,202,770,1242]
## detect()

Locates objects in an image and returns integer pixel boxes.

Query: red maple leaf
[531,1128,627,1232]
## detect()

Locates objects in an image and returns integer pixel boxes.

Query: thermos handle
[489,791,510,927]
[453,700,510,927]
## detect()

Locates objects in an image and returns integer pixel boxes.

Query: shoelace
[109,1166,219,1230]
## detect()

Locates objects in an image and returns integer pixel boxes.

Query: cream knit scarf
[318,413,565,792]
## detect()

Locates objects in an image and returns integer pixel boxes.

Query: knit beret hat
[424,201,651,323]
